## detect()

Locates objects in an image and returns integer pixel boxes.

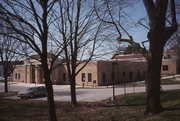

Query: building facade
[0,61,23,78]
[12,50,179,86]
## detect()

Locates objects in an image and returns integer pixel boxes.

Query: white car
[17,86,47,99]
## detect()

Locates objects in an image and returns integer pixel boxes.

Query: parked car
[0,76,4,82]
[0,76,12,82]
[17,86,47,99]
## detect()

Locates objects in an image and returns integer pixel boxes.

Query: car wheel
[30,94,34,98]
[21,97,25,99]
[45,92,47,97]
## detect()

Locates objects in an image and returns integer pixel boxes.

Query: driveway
[0,82,180,102]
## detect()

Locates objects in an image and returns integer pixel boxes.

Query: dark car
[17,86,47,99]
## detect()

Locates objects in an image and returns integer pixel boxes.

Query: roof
[29,53,56,60]
[111,53,145,60]
[0,61,23,65]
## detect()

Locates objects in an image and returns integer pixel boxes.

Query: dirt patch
[99,93,137,106]
[0,92,139,116]
[55,101,104,115]
[172,77,180,81]
[0,92,18,97]
[55,93,138,115]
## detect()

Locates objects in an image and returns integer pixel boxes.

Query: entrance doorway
[32,65,35,83]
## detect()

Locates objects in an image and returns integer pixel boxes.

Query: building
[12,49,179,86]
[13,54,58,84]
[161,49,179,75]
[0,61,23,78]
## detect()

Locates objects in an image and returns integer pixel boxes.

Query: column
[27,65,32,83]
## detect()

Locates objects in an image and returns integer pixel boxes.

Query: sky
[130,1,148,43]
[123,0,179,51]
[122,1,148,46]
[97,1,150,60]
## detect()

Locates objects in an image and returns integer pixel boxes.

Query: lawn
[115,78,180,88]
[0,90,180,121]
[77,78,180,89]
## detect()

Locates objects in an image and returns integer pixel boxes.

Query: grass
[161,78,180,85]
[0,90,180,121]
[0,100,49,121]
[0,92,17,97]
[77,78,180,89]
[116,78,180,88]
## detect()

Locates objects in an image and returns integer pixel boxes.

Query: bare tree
[57,0,109,107]
[95,0,178,115]
[166,27,180,57]
[0,25,23,93]
[0,1,64,121]
[166,2,180,57]
[143,0,178,115]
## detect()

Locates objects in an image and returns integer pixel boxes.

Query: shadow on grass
[0,118,8,121]
[103,103,145,108]
[164,106,180,111]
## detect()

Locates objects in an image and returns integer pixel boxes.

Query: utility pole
[112,61,117,101]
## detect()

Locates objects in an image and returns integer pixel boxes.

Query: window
[144,71,147,78]
[18,73,20,79]
[63,73,66,81]
[122,72,125,78]
[81,73,85,82]
[102,73,106,82]
[163,65,168,71]
[137,71,140,80]
[88,73,92,82]
[129,72,133,80]
[15,73,17,79]
[15,73,20,79]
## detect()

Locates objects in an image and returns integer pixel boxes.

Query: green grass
[0,100,49,121]
[0,90,180,121]
[115,78,180,88]
[161,79,180,85]
[77,78,180,89]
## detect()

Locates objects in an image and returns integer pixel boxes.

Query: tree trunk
[4,69,8,93]
[4,77,8,93]
[70,73,77,107]
[145,38,164,115]
[43,67,57,121]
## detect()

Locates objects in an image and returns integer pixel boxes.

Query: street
[0,82,180,102]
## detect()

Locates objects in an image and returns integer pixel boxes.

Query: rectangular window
[81,73,85,82]
[18,73,20,79]
[144,71,146,78]
[163,65,168,71]
[102,73,106,82]
[137,71,140,80]
[63,73,66,82]
[129,72,133,80]
[88,73,92,82]
[15,73,17,79]
[122,72,125,77]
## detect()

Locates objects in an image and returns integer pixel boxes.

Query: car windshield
[27,87,36,91]
[37,86,45,90]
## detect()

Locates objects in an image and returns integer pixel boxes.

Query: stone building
[13,54,58,84]
[0,61,23,78]
[12,49,179,86]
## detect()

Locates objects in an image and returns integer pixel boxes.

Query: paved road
[0,82,180,102]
